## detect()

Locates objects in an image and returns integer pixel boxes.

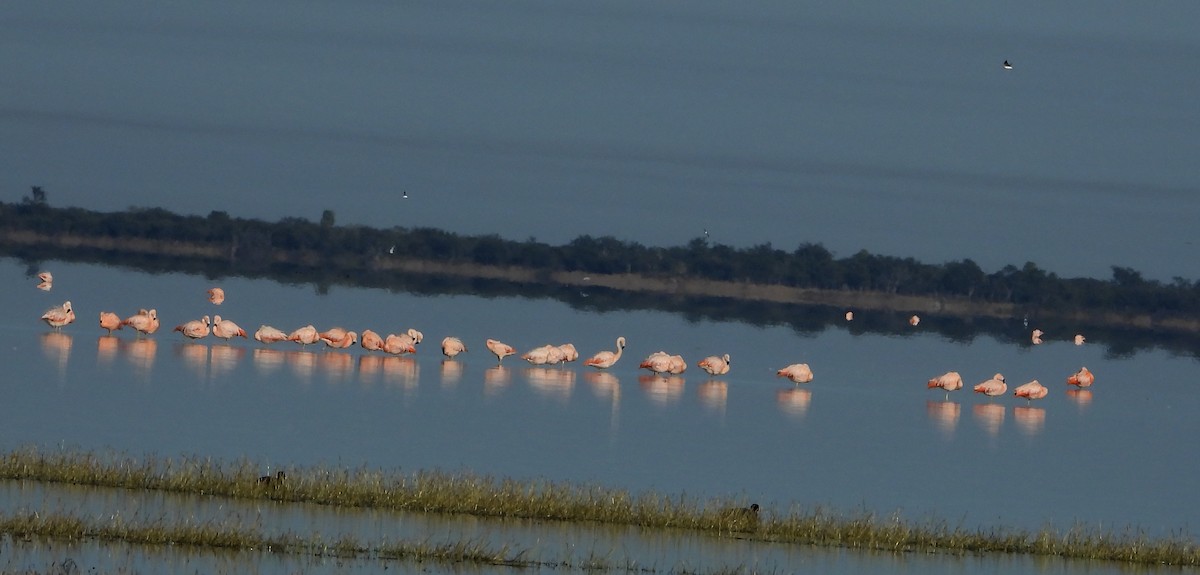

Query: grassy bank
[1,447,1196,567]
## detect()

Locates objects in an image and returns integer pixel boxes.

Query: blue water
[2,1,1199,280]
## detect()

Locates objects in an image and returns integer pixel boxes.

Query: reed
[1,447,1196,566]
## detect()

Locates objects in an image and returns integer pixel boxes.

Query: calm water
[3,257,1199,573]
[2,2,1199,280]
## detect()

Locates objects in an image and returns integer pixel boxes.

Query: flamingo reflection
[1066,388,1093,409]
[209,344,244,378]
[287,350,318,382]
[483,366,511,395]
[381,356,419,389]
[585,371,622,435]
[124,338,157,380]
[252,348,287,375]
[972,404,1005,438]
[639,374,684,405]
[525,367,575,400]
[317,351,355,384]
[96,335,120,365]
[775,387,812,419]
[357,354,384,383]
[176,343,210,379]
[698,381,728,411]
[40,332,73,380]
[432,359,462,387]
[925,400,960,440]
[1013,406,1046,437]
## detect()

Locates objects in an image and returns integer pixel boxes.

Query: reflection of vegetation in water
[3,191,1199,358]
[2,447,1197,567]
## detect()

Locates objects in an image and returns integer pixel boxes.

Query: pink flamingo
[486,338,517,364]
[909,315,921,326]
[41,301,76,330]
[288,325,320,346]
[927,371,963,399]
[666,354,687,374]
[697,354,731,376]
[1031,329,1044,345]
[777,363,814,384]
[207,287,225,305]
[121,309,159,335]
[441,336,467,358]
[640,351,673,375]
[384,333,417,355]
[1067,367,1094,388]
[174,315,211,340]
[361,329,385,352]
[1013,380,1049,401]
[99,311,122,334]
[407,328,424,344]
[254,325,289,345]
[212,315,248,341]
[557,343,579,363]
[584,337,626,369]
[973,373,1007,397]
[1074,334,1086,345]
[522,344,558,365]
[321,330,358,349]
[845,311,853,321]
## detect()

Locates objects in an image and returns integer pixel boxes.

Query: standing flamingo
[845,311,853,321]
[99,311,122,334]
[640,351,673,374]
[557,343,579,363]
[697,354,731,376]
[1074,334,1086,345]
[1013,380,1049,401]
[254,325,289,345]
[909,315,921,326]
[41,301,75,330]
[777,363,814,384]
[486,339,517,364]
[319,327,350,346]
[1031,329,1044,345]
[361,329,386,352]
[973,373,1007,397]
[212,315,248,341]
[927,371,963,399]
[174,316,211,340]
[407,328,424,344]
[384,333,417,355]
[121,309,159,335]
[207,287,225,305]
[322,330,358,349]
[441,336,467,358]
[288,325,320,346]
[522,344,558,365]
[1067,367,1094,388]
[584,336,626,369]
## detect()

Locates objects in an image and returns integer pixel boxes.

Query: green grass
[1,446,1196,567]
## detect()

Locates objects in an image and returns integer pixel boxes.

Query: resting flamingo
[207,287,225,305]
[407,328,424,344]
[1013,379,1049,401]
[174,315,211,340]
[697,354,731,376]
[557,343,579,363]
[522,344,559,365]
[384,333,417,355]
[973,373,1007,397]
[1031,329,1044,345]
[777,363,814,384]
[321,330,358,349]
[288,325,320,346]
[927,371,963,399]
[486,338,517,364]
[211,315,247,341]
[1067,367,1094,388]
[666,354,687,374]
[1074,334,1086,345]
[584,336,626,369]
[121,309,159,335]
[41,301,75,330]
[845,311,853,321]
[441,336,467,358]
[640,351,672,374]
[361,329,386,352]
[99,311,122,334]
[254,325,289,345]
[909,315,921,326]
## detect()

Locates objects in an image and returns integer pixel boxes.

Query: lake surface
[2,1,1199,281]
[3,257,1199,573]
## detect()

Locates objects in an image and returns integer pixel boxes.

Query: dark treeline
[4,187,1198,318]
[3,188,1198,358]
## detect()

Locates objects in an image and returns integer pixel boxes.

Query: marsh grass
[2,447,1196,567]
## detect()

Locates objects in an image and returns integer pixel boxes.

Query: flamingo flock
[31,274,1102,413]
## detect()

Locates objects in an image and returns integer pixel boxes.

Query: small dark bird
[258,470,286,485]
[1003,60,1013,70]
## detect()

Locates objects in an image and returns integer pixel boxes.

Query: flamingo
[1074,334,1086,345]
[211,315,248,341]
[99,311,122,334]
[322,330,358,349]
[697,354,731,376]
[174,315,211,340]
[384,333,417,355]
[777,363,814,384]
[640,351,673,374]
[1031,329,1044,345]
[666,354,687,375]
[584,336,626,369]
[927,371,963,399]
[486,338,517,364]
[973,373,1007,397]
[909,315,921,326]
[207,287,225,305]
[845,311,853,321]
[319,327,350,345]
[121,309,159,335]
[288,325,320,346]
[522,344,557,365]
[441,336,467,358]
[557,343,579,363]
[361,329,386,352]
[1067,367,1095,388]
[37,271,53,284]
[254,325,289,345]
[41,301,75,330]
[1013,379,1049,401]
[407,328,424,344]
